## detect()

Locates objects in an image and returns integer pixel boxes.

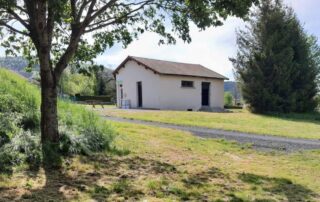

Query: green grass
[100,108,320,139]
[1,122,320,201]
[1,68,320,201]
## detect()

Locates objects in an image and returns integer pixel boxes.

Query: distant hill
[0,57,38,79]
[224,81,242,101]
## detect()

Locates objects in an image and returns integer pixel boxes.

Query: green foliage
[59,65,116,100]
[0,68,115,173]
[60,70,96,96]
[231,0,319,113]
[58,103,115,155]
[316,95,320,111]
[224,92,234,107]
[93,66,116,98]
[0,130,41,173]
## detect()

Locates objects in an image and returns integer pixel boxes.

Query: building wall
[157,75,224,111]
[115,60,161,108]
[115,60,225,110]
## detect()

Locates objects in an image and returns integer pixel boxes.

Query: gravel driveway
[103,116,320,152]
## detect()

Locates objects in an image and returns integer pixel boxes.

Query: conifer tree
[231,0,319,113]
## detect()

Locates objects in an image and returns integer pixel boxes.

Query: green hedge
[75,95,112,102]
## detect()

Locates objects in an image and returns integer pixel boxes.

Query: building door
[137,81,143,108]
[202,82,210,106]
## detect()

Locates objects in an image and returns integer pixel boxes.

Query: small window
[181,81,194,88]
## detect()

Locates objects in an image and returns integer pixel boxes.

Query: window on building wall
[181,80,194,88]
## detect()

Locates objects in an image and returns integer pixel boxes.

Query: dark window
[181,81,194,88]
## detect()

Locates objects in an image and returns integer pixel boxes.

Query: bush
[59,106,115,156]
[0,130,41,173]
[0,68,116,173]
[224,92,234,107]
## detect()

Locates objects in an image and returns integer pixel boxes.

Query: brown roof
[114,56,228,80]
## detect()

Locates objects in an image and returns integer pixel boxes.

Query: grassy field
[100,108,320,139]
[1,121,320,201]
[1,69,320,201]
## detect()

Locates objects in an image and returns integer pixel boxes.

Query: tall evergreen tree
[231,0,319,113]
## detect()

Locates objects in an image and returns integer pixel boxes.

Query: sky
[0,1,319,81]
[94,0,320,81]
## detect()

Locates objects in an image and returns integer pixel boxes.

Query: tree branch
[7,8,30,30]
[0,20,29,36]
[85,0,152,33]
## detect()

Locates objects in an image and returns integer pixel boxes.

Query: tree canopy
[231,0,319,113]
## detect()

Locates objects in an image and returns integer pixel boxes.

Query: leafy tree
[94,66,116,98]
[0,0,257,165]
[231,0,319,113]
[224,92,234,107]
[60,70,96,96]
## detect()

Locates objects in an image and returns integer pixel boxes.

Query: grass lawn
[1,121,320,201]
[99,108,320,139]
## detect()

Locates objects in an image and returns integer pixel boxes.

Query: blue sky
[94,0,320,80]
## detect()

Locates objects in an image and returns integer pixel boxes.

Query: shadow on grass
[149,166,319,201]
[238,173,319,201]
[259,111,320,125]
[0,155,178,201]
[0,158,319,201]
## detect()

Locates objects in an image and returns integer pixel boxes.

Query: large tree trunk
[39,53,62,168]
[40,80,59,144]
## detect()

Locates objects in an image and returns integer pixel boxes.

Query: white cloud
[96,17,245,80]
[96,0,320,81]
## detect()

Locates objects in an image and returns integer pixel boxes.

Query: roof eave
[113,56,161,76]
[160,73,229,80]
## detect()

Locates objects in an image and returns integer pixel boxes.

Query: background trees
[231,0,320,113]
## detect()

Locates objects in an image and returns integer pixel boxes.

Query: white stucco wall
[157,75,224,111]
[115,60,225,110]
[115,60,161,108]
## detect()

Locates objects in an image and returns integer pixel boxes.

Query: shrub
[0,68,116,173]
[0,130,41,172]
[59,109,115,156]
[224,92,234,107]
[19,110,40,131]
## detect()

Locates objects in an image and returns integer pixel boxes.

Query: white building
[113,56,228,111]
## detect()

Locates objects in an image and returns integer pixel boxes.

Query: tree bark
[40,80,59,144]
[39,50,59,144]
[39,54,62,168]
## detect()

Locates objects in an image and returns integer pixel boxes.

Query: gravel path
[103,116,320,152]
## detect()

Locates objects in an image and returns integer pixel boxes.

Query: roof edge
[160,73,229,80]
[113,56,229,80]
[113,56,160,76]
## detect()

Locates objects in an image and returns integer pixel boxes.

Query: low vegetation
[0,68,115,173]
[1,122,320,201]
[224,92,234,107]
[100,108,320,139]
